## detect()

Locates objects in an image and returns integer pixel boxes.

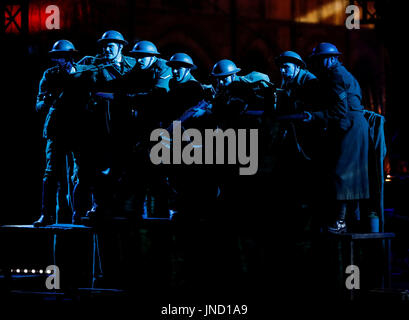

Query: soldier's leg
[34,139,58,226]
[71,150,89,224]
[55,147,73,223]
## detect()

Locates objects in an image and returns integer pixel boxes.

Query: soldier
[164,53,205,126]
[209,59,276,287]
[163,53,212,217]
[79,30,135,71]
[275,51,318,113]
[210,59,272,127]
[128,40,172,93]
[77,30,136,223]
[305,42,370,233]
[33,40,89,226]
[274,51,321,214]
[109,40,173,219]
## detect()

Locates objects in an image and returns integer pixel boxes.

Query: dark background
[1,0,408,309]
[1,0,406,223]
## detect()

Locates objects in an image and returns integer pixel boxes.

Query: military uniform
[311,61,370,201]
[148,57,172,92]
[212,72,271,128]
[37,62,90,222]
[102,55,171,218]
[75,54,136,218]
[279,68,318,112]
[164,73,204,126]
[118,57,171,132]
[165,73,216,218]
[275,68,321,205]
[208,72,273,227]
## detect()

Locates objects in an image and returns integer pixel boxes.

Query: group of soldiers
[33,30,372,235]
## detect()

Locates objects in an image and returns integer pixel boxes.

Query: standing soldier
[274,51,320,217]
[118,40,172,218]
[121,40,172,134]
[33,40,89,226]
[305,43,370,233]
[77,30,136,223]
[164,53,211,218]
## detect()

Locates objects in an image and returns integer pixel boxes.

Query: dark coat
[37,63,91,141]
[165,73,205,128]
[276,68,320,160]
[110,57,172,144]
[77,55,136,171]
[114,57,171,93]
[279,68,319,113]
[364,110,387,231]
[149,58,172,92]
[79,54,136,136]
[312,62,370,200]
[212,73,271,129]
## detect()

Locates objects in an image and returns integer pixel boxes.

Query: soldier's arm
[36,70,53,113]
[309,73,348,125]
[77,56,95,66]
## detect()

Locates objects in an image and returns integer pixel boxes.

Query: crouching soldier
[273,51,321,218]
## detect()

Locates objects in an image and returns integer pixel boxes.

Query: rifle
[166,99,211,132]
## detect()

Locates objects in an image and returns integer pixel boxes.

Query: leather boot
[327,220,347,234]
[327,201,347,234]
[33,178,56,227]
[81,194,100,226]
[33,214,55,227]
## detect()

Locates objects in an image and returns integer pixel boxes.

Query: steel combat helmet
[49,40,78,55]
[211,59,241,77]
[275,51,306,68]
[167,53,197,70]
[129,40,160,56]
[310,42,342,57]
[97,30,128,45]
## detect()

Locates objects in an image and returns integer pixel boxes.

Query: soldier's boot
[327,201,347,234]
[33,178,56,227]
[81,194,100,226]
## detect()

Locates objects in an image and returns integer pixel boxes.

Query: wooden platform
[0,223,101,289]
[330,232,395,240]
[329,232,396,295]
[0,224,94,233]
